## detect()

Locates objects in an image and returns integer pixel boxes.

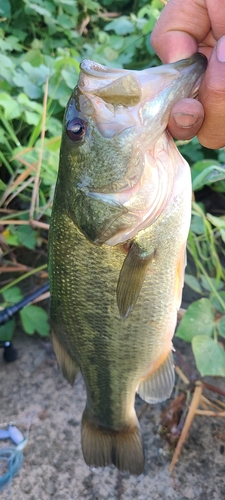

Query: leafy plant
[176,297,225,377]
[0,286,50,341]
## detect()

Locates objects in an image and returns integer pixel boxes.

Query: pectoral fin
[175,244,187,310]
[137,351,175,404]
[116,242,155,320]
[51,331,79,386]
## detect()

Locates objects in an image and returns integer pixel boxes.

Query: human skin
[151,0,225,149]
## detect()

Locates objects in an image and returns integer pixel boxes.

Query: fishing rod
[0,282,50,362]
[0,282,50,326]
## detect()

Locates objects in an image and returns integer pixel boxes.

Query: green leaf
[20,305,50,336]
[206,214,225,242]
[57,13,74,29]
[210,291,225,314]
[105,17,135,35]
[190,214,204,235]
[176,298,215,342]
[55,0,76,4]
[24,110,40,125]
[2,286,23,305]
[21,62,50,85]
[0,0,11,17]
[210,180,225,193]
[25,2,52,17]
[217,316,225,339]
[191,161,225,191]
[151,0,164,8]
[0,319,15,342]
[200,275,223,292]
[17,93,43,113]
[103,46,118,61]
[17,226,37,250]
[220,229,225,243]
[4,229,20,247]
[2,36,22,53]
[13,63,49,98]
[0,180,6,190]
[142,17,157,35]
[48,77,71,102]
[61,68,78,89]
[179,137,204,163]
[206,213,225,230]
[192,335,225,377]
[0,92,21,119]
[0,54,13,68]
[184,275,202,294]
[13,71,42,99]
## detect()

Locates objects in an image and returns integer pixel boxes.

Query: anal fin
[137,351,175,404]
[51,331,79,386]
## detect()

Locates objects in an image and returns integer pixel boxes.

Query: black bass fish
[48,53,207,475]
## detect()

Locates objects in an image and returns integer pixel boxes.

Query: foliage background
[0,0,225,376]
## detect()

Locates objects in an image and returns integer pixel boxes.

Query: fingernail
[173,113,199,128]
[217,36,225,62]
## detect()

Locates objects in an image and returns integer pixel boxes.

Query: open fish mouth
[76,54,207,245]
[79,53,207,99]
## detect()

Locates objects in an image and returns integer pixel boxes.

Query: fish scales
[48,54,207,475]
[50,135,188,413]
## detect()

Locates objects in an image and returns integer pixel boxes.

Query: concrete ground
[0,332,224,500]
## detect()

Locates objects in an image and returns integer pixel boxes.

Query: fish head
[58,54,207,245]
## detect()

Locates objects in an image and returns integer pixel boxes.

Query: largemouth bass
[48,53,207,475]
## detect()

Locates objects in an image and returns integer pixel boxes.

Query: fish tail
[81,408,144,475]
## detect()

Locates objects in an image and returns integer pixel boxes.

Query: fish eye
[66,118,86,141]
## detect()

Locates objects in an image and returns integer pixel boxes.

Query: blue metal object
[0,283,49,326]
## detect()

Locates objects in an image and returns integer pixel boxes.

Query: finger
[167,99,204,140]
[197,36,225,148]
[206,0,225,40]
[151,0,210,62]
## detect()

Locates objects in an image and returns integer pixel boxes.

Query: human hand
[151,0,225,149]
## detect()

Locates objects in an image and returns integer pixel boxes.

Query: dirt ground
[0,327,225,500]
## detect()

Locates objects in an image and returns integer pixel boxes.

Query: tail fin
[81,408,144,475]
